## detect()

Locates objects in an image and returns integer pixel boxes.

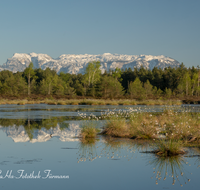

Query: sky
[0,0,200,68]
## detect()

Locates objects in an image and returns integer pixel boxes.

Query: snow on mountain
[0,53,180,74]
[0,122,81,143]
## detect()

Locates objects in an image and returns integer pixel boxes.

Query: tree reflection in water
[0,117,69,140]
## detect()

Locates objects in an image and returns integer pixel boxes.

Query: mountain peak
[0,53,180,74]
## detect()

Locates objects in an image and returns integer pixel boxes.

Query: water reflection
[0,118,81,142]
[76,138,200,188]
[77,139,100,162]
[1,104,200,120]
[148,155,192,187]
[77,138,151,162]
[0,117,199,189]
[187,147,200,168]
[101,138,137,160]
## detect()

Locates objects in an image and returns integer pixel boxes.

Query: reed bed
[0,98,183,106]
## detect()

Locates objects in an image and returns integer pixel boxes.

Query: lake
[0,104,200,190]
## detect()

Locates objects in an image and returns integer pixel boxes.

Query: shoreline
[0,98,184,106]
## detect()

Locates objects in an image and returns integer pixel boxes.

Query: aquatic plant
[80,121,100,139]
[101,118,130,137]
[128,112,159,139]
[153,139,185,157]
[99,107,200,143]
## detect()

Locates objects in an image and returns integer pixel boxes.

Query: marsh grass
[0,98,182,105]
[47,102,57,105]
[153,139,185,157]
[17,102,26,105]
[81,126,97,138]
[101,118,130,137]
[128,113,158,139]
[157,110,200,142]
[137,99,182,106]
[100,108,200,149]
[80,138,97,144]
[101,112,159,139]
[57,101,67,105]
[80,121,100,139]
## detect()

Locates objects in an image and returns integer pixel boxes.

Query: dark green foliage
[23,62,36,95]
[0,117,68,140]
[0,70,27,95]
[0,62,200,99]
[98,75,124,98]
[128,77,144,99]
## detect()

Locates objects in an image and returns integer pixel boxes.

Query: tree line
[0,61,200,99]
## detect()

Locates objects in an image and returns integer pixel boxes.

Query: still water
[0,104,200,190]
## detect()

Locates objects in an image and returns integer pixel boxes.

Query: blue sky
[0,0,200,67]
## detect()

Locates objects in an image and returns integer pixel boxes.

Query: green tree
[85,61,101,86]
[191,73,198,96]
[38,68,58,95]
[23,62,35,95]
[128,77,144,99]
[165,87,172,99]
[143,79,153,98]
[177,72,191,96]
[112,68,122,81]
[99,75,124,98]
[84,61,101,96]
[13,72,27,95]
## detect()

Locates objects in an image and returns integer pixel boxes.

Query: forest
[0,61,200,100]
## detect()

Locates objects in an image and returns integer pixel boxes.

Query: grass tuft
[101,118,130,137]
[153,140,185,157]
[80,122,100,139]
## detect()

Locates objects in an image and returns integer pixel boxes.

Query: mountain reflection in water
[0,118,81,142]
[0,118,200,189]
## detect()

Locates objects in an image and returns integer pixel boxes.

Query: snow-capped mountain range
[0,123,81,143]
[0,53,180,74]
